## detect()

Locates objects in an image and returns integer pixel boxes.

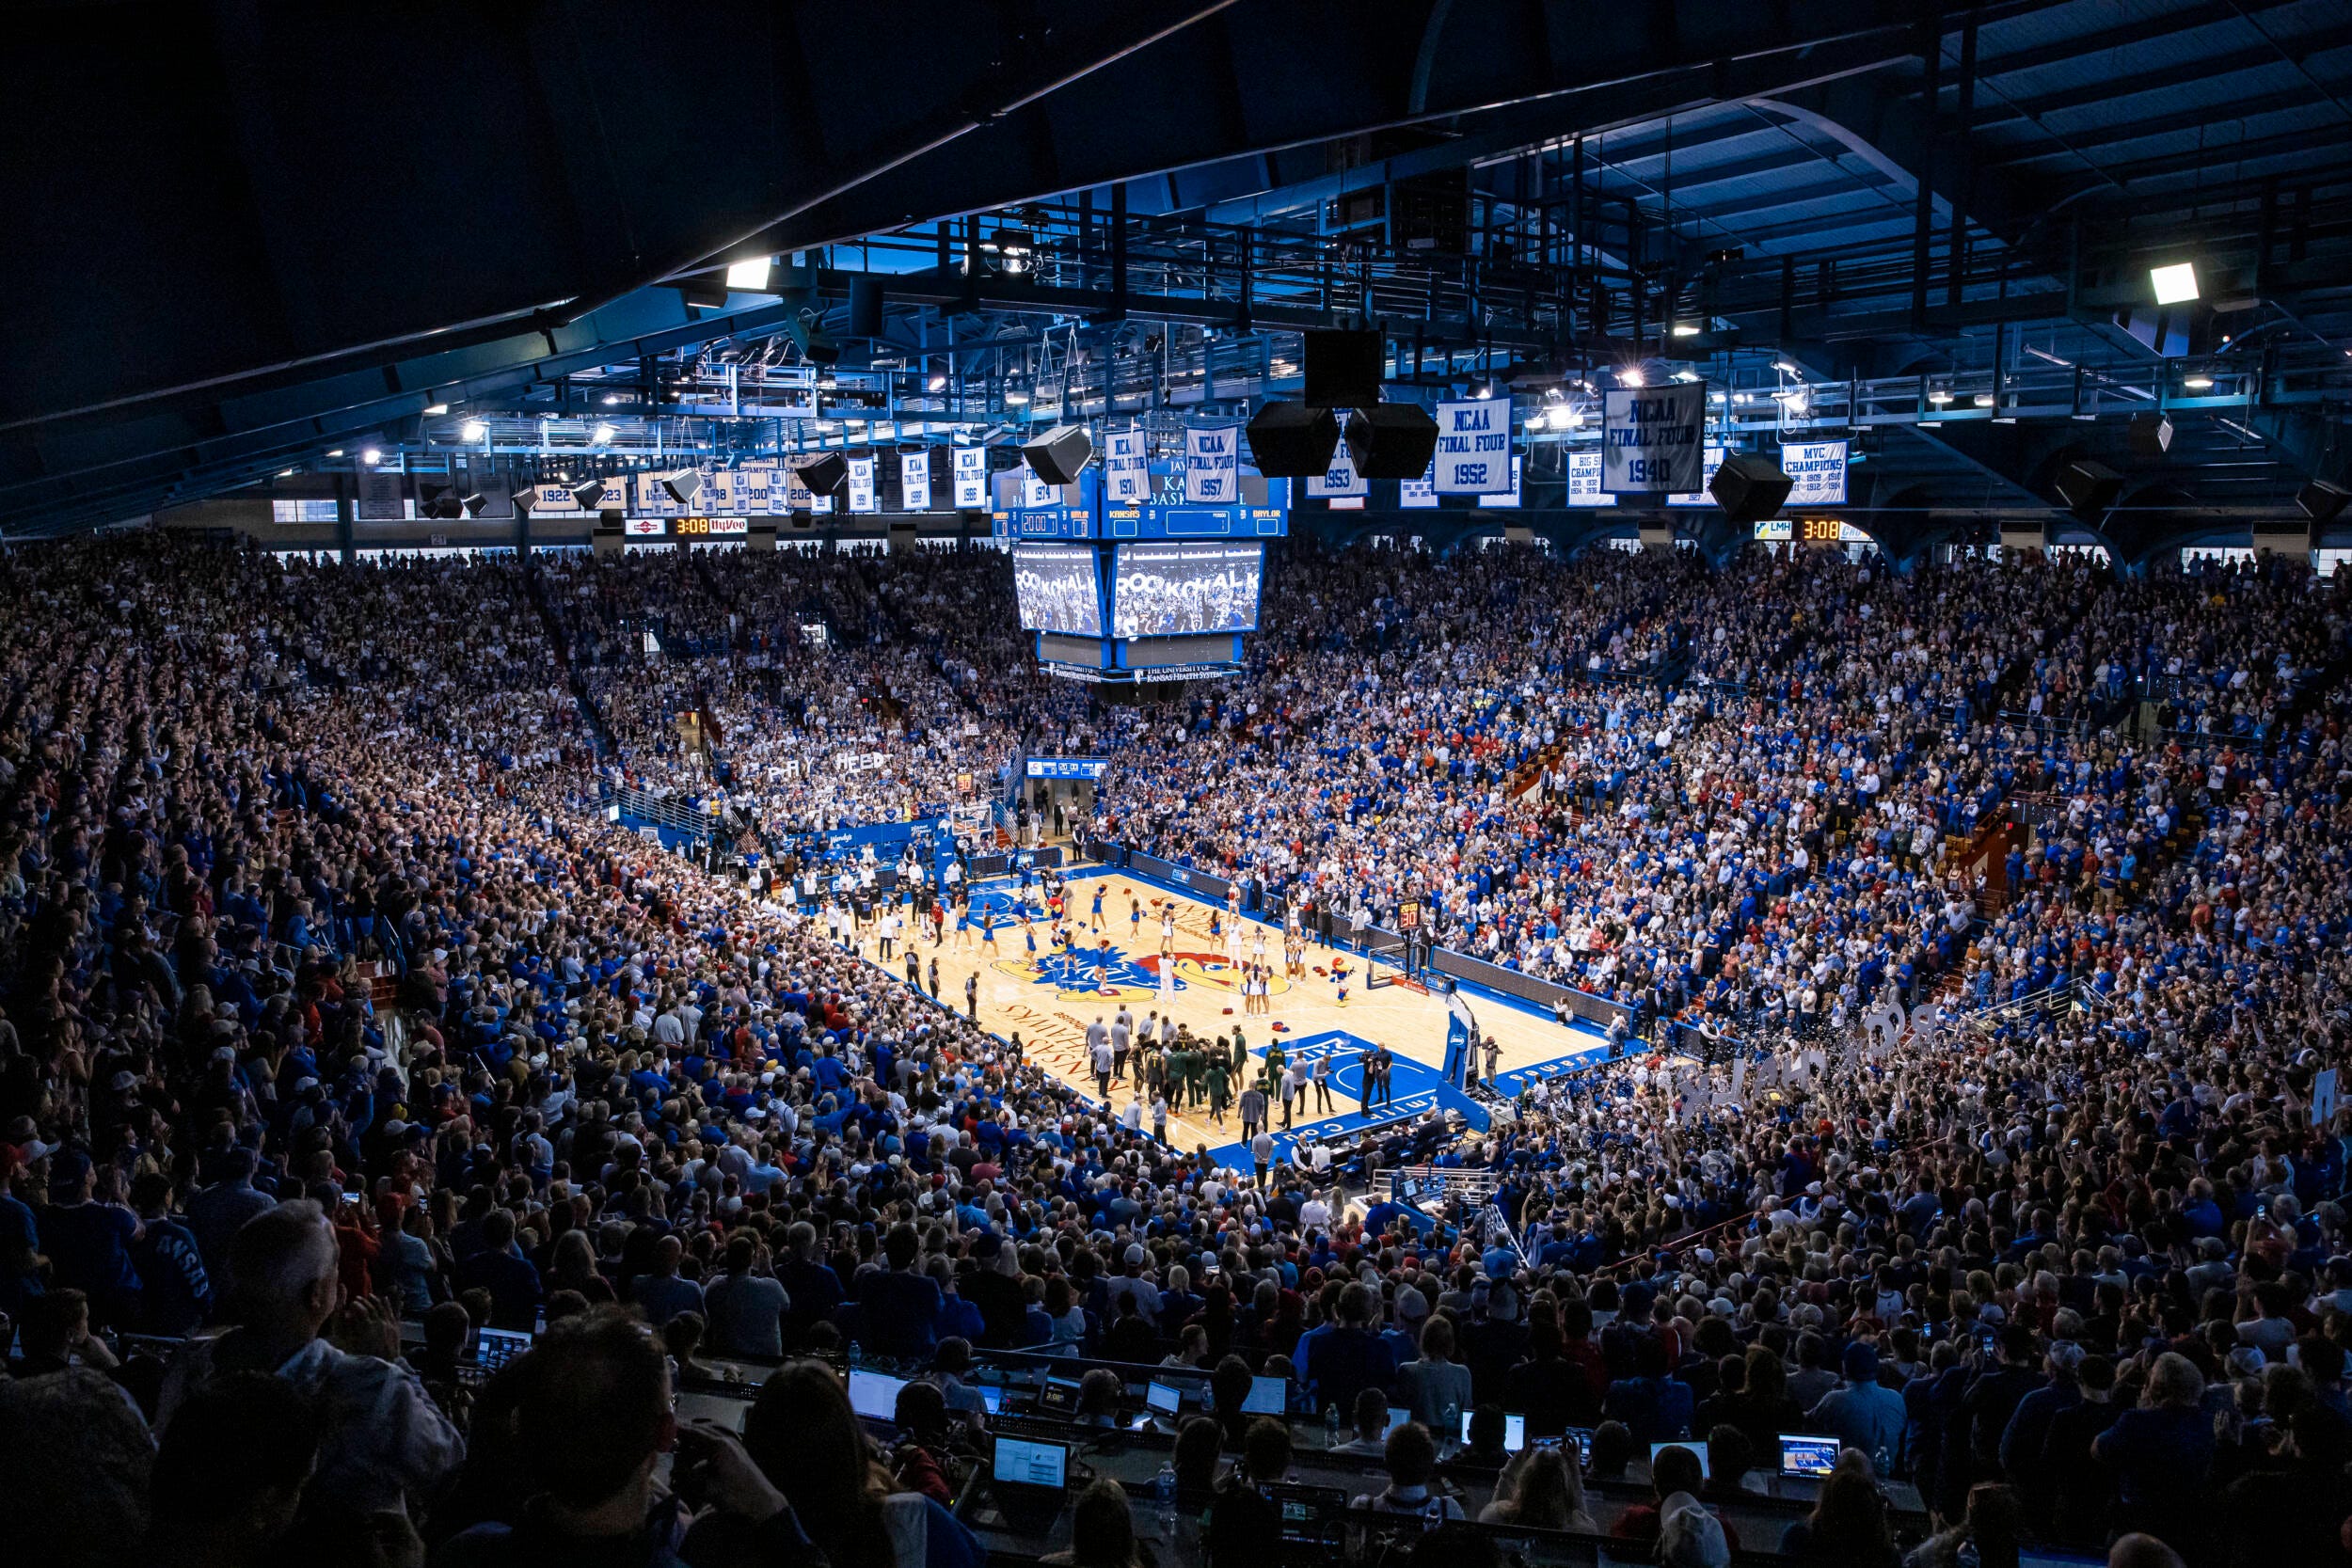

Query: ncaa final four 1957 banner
[1185,425,1238,504]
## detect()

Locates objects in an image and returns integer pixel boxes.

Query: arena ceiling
[3,0,2348,546]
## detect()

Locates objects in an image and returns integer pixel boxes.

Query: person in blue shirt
[856,1222,944,1361]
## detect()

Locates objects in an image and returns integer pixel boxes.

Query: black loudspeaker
[420,486,465,520]
[1243,402,1341,478]
[1304,329,1385,408]
[460,491,490,517]
[1709,452,1793,523]
[847,277,884,340]
[510,488,538,514]
[1343,403,1440,481]
[660,468,704,505]
[571,478,613,512]
[2298,480,2350,525]
[795,451,848,497]
[2054,460,2122,515]
[1022,424,1094,484]
[2129,413,2173,457]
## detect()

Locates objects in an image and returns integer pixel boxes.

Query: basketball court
[847,865,1612,1164]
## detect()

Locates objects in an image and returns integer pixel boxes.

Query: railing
[603,782,715,840]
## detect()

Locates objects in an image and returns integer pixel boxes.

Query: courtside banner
[1784,439,1849,507]
[899,451,932,511]
[1434,400,1513,493]
[1602,383,1707,493]
[952,446,987,509]
[1105,429,1149,503]
[1185,424,1239,504]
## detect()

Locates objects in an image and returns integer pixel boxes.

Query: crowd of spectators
[2,531,2349,1568]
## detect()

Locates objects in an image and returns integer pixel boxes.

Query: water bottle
[848,1339,863,1370]
[1154,1464,1178,1542]
[1326,1403,1341,1445]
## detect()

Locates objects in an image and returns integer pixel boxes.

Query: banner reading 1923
[1602,384,1707,493]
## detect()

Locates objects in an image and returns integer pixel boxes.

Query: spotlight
[928,373,947,392]
[423,402,449,416]
[1671,323,1700,338]
[278,467,294,478]
[602,394,624,405]
[1772,360,1800,375]
[460,419,487,441]
[1927,388,1953,406]
[1673,371,1701,384]
[1972,394,1994,408]
[1005,389,1030,404]
[2150,262,2199,305]
[591,422,617,445]
[1476,384,1495,400]
[326,449,344,457]
[1618,366,1645,388]
[361,448,382,465]
[2184,374,2214,390]
[725,256,774,291]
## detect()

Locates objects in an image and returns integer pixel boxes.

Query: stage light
[326,449,343,457]
[460,419,486,441]
[1772,360,1799,375]
[1005,389,1030,404]
[1673,370,1700,383]
[1672,323,1700,338]
[1618,366,1645,388]
[1476,383,1495,399]
[361,448,382,465]
[602,394,624,405]
[278,467,294,478]
[1972,394,1994,408]
[423,402,449,416]
[2150,261,2199,304]
[725,256,774,291]
[928,373,947,391]
[1927,388,1953,405]
[591,422,616,445]
[2184,374,2214,390]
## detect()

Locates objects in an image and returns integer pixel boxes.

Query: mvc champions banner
[1783,439,1849,507]
[1602,383,1707,493]
[1104,429,1149,503]
[1434,400,1514,494]
[952,446,987,509]
[1185,424,1238,503]
[899,451,931,511]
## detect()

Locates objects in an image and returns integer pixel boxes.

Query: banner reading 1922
[1602,384,1707,493]
[1433,400,1514,493]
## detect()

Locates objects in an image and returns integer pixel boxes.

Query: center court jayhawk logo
[991,939,1293,1003]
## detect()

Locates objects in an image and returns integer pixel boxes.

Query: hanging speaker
[420,485,465,520]
[1243,403,1341,478]
[660,468,704,505]
[1709,452,1793,523]
[571,477,614,512]
[510,488,538,514]
[1343,404,1440,481]
[2298,480,2350,525]
[2054,460,2122,515]
[847,277,885,340]
[2128,413,2173,457]
[460,492,490,517]
[1303,329,1385,408]
[795,451,849,496]
[1022,424,1094,485]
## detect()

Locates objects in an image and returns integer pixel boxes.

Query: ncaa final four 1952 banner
[1433,401,1514,494]
[1602,383,1707,493]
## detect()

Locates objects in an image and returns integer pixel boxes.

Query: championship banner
[952,446,988,509]
[1602,383,1707,493]
[1566,450,1616,507]
[847,456,877,513]
[899,451,931,511]
[1185,424,1238,504]
[781,467,835,514]
[1784,439,1849,507]
[1434,400,1514,494]
[1399,458,1438,509]
[712,466,776,515]
[1104,429,1149,503]
[1023,467,1058,509]
[1666,447,1728,507]
[1304,438,1366,499]
[1476,454,1524,508]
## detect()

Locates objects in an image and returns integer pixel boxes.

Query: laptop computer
[473,1327,532,1372]
[1146,1380,1184,1418]
[1036,1375,1083,1416]
[1651,1440,1711,1480]
[1457,1410,1528,1451]
[1778,1433,1841,1480]
[1265,1482,1349,1546]
[1242,1375,1287,1415]
[848,1368,908,1425]
[989,1435,1072,1535]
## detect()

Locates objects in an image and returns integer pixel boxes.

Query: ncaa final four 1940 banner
[1602,383,1707,494]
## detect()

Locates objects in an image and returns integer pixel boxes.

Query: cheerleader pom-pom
[1222,1007,1234,1015]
